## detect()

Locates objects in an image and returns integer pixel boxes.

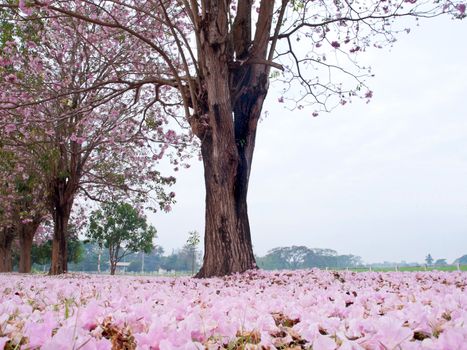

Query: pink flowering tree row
[0,0,465,277]
[0,9,189,274]
[0,135,48,272]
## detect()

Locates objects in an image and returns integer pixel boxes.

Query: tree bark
[110,257,116,275]
[109,246,118,275]
[0,228,14,272]
[48,106,82,275]
[194,1,274,278]
[196,89,268,277]
[18,220,41,273]
[49,196,73,275]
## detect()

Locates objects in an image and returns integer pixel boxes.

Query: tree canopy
[88,202,157,275]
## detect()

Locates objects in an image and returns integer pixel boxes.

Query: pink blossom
[4,124,16,134]
[76,137,86,145]
[331,41,341,48]
[0,338,9,350]
[23,321,54,348]
[313,334,337,350]
[435,328,467,350]
[0,271,465,349]
[18,0,33,15]
[5,74,17,83]
[374,317,413,349]
[457,4,466,14]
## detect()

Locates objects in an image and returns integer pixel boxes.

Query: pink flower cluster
[0,270,466,349]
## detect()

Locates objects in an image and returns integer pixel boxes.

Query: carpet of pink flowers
[0,270,466,350]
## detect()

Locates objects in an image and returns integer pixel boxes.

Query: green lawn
[341,265,467,272]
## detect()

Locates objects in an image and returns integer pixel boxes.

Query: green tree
[434,259,447,266]
[454,255,467,265]
[257,246,363,270]
[87,202,156,275]
[68,242,110,272]
[128,246,165,273]
[185,231,200,275]
[425,254,434,266]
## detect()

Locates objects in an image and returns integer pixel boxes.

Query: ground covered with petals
[0,270,466,349]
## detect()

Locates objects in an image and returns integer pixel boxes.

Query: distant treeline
[27,241,467,274]
[30,240,201,274]
[256,246,363,270]
[31,243,364,273]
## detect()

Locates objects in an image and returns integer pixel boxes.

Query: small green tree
[87,202,156,275]
[434,259,447,266]
[186,231,200,275]
[425,254,434,266]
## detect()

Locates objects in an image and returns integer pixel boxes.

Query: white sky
[151,16,467,264]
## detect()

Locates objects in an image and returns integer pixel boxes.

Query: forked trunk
[18,220,41,273]
[49,201,72,275]
[196,93,266,278]
[0,228,14,272]
[191,0,274,277]
[194,67,269,277]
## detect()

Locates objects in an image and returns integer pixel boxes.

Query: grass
[341,265,467,272]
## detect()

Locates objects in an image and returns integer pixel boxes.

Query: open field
[338,265,467,273]
[53,265,467,277]
[0,270,466,349]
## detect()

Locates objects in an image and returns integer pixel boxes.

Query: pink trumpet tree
[0,131,48,272]
[1,0,465,277]
[0,11,186,274]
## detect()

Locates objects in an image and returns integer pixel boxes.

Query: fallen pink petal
[0,270,466,349]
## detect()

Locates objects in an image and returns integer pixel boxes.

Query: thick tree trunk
[193,1,274,278]
[195,95,266,278]
[49,201,72,275]
[0,228,14,272]
[0,248,13,272]
[196,138,257,277]
[194,69,269,277]
[194,59,269,278]
[18,221,41,273]
[194,12,258,276]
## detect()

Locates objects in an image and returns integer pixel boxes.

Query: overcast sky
[151,16,467,264]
